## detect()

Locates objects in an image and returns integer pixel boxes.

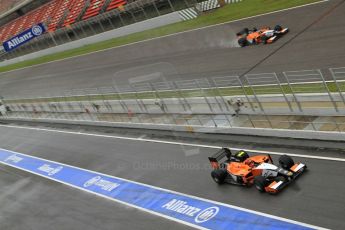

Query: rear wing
[208,148,232,169]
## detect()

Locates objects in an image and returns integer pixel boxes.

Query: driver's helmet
[234,150,249,162]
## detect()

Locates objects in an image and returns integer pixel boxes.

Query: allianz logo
[162,199,219,223]
[38,164,63,176]
[6,32,34,49]
[5,154,23,163]
[32,25,43,36]
[83,176,120,192]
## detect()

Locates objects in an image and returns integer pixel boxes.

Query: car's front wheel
[279,155,294,170]
[274,25,283,31]
[254,176,269,192]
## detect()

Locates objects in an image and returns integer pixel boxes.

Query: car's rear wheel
[238,38,247,47]
[279,155,294,170]
[254,176,269,192]
[211,169,227,184]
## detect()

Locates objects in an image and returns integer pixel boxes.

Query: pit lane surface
[0,165,192,230]
[0,125,344,229]
[1,0,345,98]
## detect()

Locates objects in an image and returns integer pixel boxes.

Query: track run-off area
[0,124,344,229]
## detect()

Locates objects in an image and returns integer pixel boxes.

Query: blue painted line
[0,148,317,230]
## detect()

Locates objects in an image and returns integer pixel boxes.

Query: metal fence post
[148,82,169,124]
[97,87,114,122]
[211,79,231,112]
[167,0,175,11]
[318,69,338,112]
[172,81,192,112]
[129,83,151,124]
[152,1,160,16]
[329,67,345,106]
[282,72,303,112]
[73,89,92,121]
[195,79,214,113]
[237,77,255,112]
[244,75,265,112]
[49,92,59,120]
[274,72,293,112]
[111,85,134,123]
[152,81,181,125]
[65,90,79,121]
[195,79,218,127]
[333,118,341,132]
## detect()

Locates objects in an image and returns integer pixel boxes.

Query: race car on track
[236,25,289,47]
[208,148,307,194]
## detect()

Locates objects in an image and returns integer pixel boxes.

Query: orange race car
[236,25,289,47]
[208,148,307,194]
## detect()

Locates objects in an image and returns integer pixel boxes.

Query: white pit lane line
[0,124,344,162]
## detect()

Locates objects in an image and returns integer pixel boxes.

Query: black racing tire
[238,38,248,47]
[261,35,269,44]
[254,176,269,192]
[279,155,294,170]
[211,169,227,184]
[274,24,283,31]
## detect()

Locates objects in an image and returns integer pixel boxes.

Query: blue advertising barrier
[2,23,45,52]
[0,148,317,230]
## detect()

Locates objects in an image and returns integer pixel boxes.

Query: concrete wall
[0,12,182,67]
[2,116,344,142]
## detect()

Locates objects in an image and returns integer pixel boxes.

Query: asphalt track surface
[1,0,345,98]
[0,125,344,230]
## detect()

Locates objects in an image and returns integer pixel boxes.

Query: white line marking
[0,0,329,74]
[0,147,328,230]
[0,123,344,162]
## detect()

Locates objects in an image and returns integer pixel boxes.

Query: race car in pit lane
[208,148,307,194]
[236,25,289,47]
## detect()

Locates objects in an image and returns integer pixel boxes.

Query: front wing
[265,162,307,194]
